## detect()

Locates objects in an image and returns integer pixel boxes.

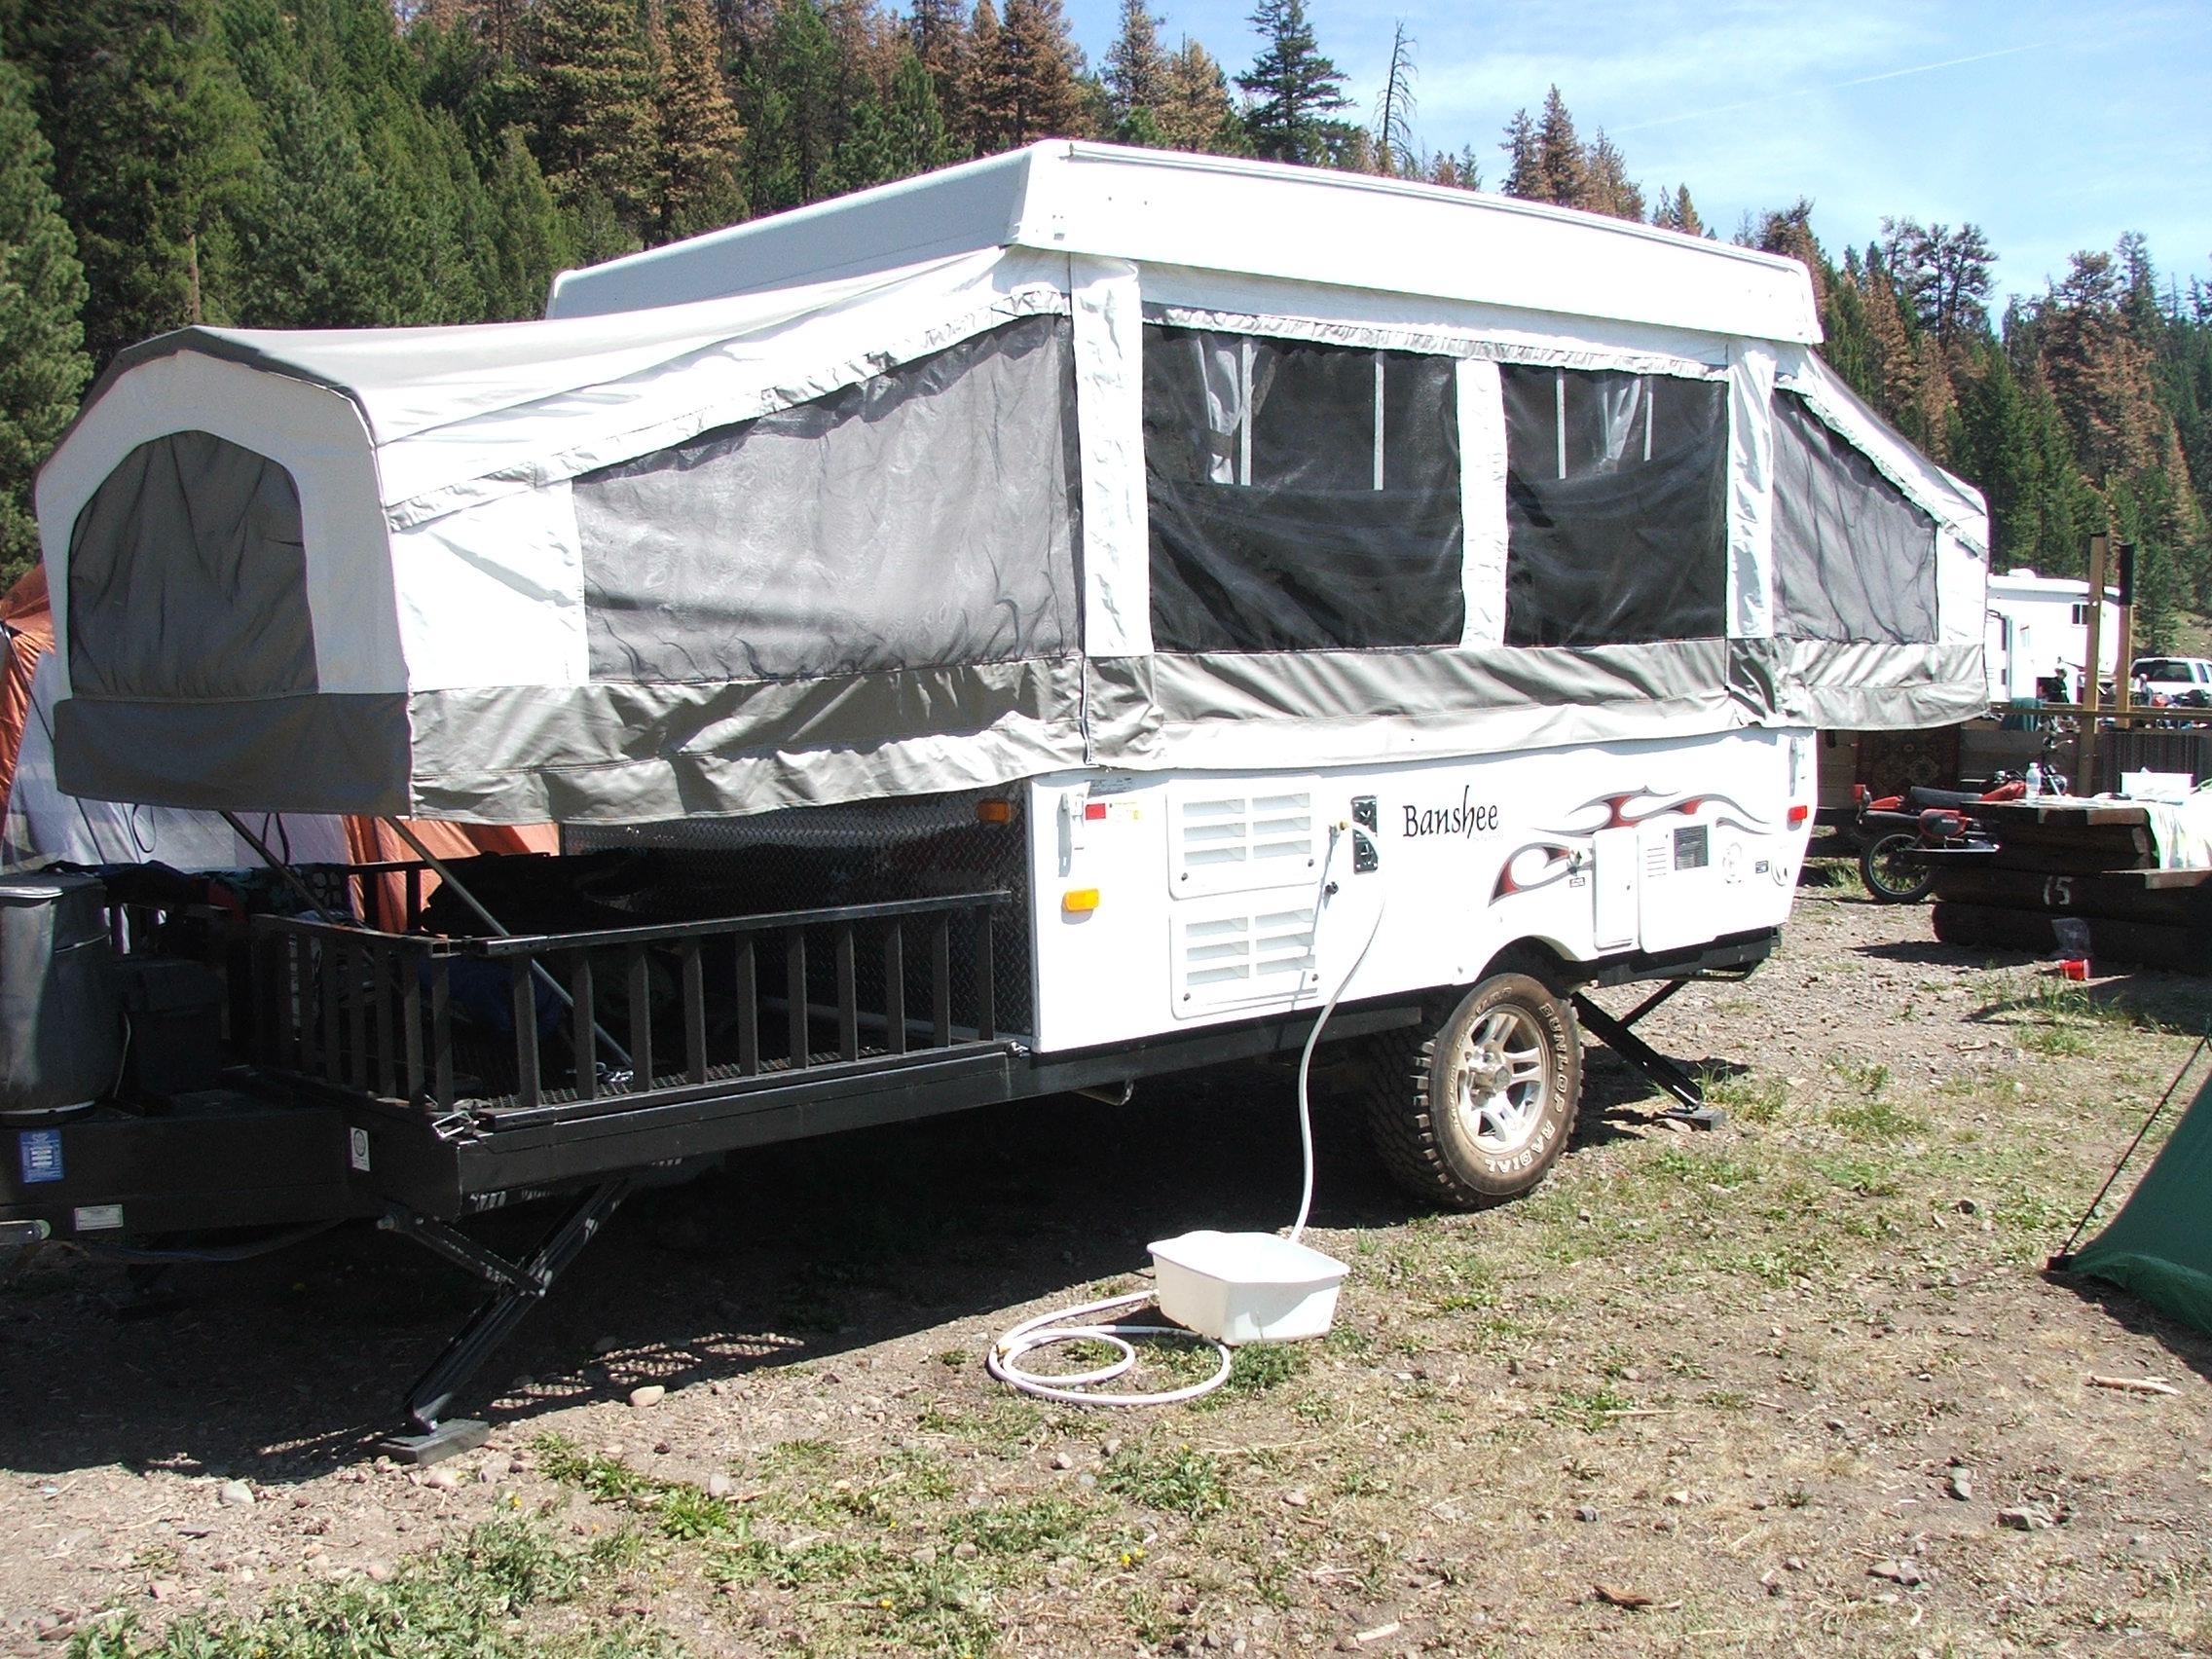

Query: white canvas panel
[375,252,1066,526]
[1456,359,1508,648]
[1728,340,1778,639]
[1140,262,1730,377]
[388,483,588,690]
[36,352,402,694]
[1934,528,1990,646]
[1070,254,1151,658]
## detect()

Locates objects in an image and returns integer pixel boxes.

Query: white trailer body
[1022,733,1810,1053]
[1984,570,2119,702]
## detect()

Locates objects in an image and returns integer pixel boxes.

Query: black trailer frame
[2,857,1774,1460]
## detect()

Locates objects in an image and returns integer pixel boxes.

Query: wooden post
[2079,534,2109,793]
[2112,541,2137,731]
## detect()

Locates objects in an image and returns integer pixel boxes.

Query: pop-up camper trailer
[5,142,1988,1454]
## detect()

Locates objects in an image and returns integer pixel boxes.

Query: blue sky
[1060,0,2212,305]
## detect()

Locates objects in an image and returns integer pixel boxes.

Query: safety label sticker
[18,1129,62,1185]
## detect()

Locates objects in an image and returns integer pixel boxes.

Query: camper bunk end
[8,141,1990,1456]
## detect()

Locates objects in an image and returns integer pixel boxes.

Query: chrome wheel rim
[1453,1007,1550,1155]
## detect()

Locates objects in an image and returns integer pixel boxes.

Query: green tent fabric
[2070,1069,2212,1336]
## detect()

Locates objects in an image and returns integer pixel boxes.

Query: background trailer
[3,142,1988,1458]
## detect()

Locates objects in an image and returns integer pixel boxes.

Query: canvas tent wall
[2069,1067,2212,1336]
[37,142,1989,828]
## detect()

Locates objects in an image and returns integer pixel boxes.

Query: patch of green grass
[711,1534,884,1592]
[935,1347,973,1369]
[2024,1024,2091,1056]
[1544,1385,1633,1432]
[945,1494,1089,1558]
[850,1558,999,1659]
[1697,1069,1791,1124]
[69,1519,674,1659]
[1219,1342,1310,1398]
[1813,1156,1903,1198]
[1993,1187,2069,1234]
[768,1436,837,1469]
[1699,1388,1751,1411]
[1798,859,1860,891]
[1828,1098,1925,1141]
[1715,1236,1836,1288]
[1828,1054,1893,1098]
[532,1433,659,1504]
[1100,1443,1231,1519]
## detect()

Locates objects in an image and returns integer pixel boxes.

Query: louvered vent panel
[1175,902,1317,1014]
[1169,780,1318,899]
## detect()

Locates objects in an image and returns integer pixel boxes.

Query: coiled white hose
[985,1289,1234,1406]
[988,823,1386,1405]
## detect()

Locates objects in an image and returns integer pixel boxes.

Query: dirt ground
[5,861,2212,1658]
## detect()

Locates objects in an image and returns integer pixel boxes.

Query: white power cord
[988,821,1387,1404]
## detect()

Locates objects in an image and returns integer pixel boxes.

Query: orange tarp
[345,817,560,931]
[0,565,55,815]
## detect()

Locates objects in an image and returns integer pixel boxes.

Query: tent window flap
[1501,365,1727,647]
[1769,389,1938,645]
[575,314,1080,683]
[1142,324,1463,653]
[66,430,316,700]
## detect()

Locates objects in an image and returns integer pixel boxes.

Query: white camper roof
[549,141,1823,347]
[40,146,1982,825]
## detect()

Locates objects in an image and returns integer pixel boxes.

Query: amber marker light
[976,799,1014,824]
[1062,888,1101,914]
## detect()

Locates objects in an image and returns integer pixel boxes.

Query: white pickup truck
[2133,656,2212,705]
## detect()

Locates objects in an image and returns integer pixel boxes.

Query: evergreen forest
[0,0,2206,645]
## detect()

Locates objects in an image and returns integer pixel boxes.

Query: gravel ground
[4,870,2210,1656]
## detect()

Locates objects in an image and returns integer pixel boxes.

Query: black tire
[1362,972,1581,1210]
[1859,830,1934,903]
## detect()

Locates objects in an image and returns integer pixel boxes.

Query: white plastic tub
[1149,1230,1347,1346]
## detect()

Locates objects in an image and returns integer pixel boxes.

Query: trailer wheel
[1363,973,1581,1210]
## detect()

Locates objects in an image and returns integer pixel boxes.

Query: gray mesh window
[1143,325,1463,652]
[577,314,1080,683]
[1770,390,1938,644]
[67,431,315,698]
[1501,366,1727,646]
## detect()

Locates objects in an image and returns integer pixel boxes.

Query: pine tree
[1650,184,1703,237]
[972,0,1086,152]
[1499,107,1541,198]
[1104,0,1166,125]
[1530,86,1588,207]
[1156,37,1242,153]
[480,125,572,318]
[1881,218,1995,359]
[962,0,999,154]
[882,47,952,176]
[656,0,747,241]
[1580,130,1641,220]
[908,0,972,147]
[527,0,660,235]
[0,55,90,586]
[1371,21,1415,177]
[741,0,844,211]
[2038,251,2164,484]
[7,0,261,362]
[1235,0,1349,166]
